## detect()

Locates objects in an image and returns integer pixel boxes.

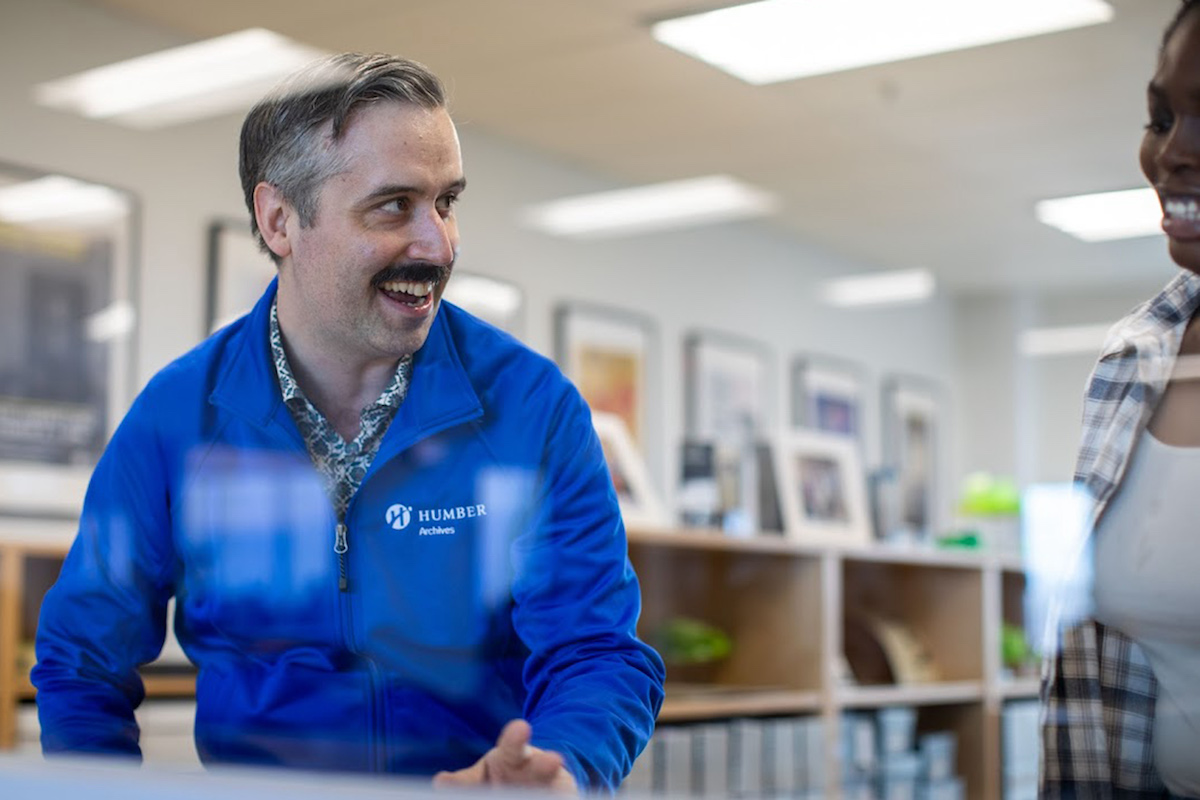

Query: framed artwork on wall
[592,412,668,529]
[0,161,139,517]
[683,329,772,443]
[205,218,276,335]
[880,374,944,542]
[554,302,655,453]
[442,271,525,338]
[791,353,866,447]
[776,430,872,548]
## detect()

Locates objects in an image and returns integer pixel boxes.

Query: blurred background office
[0,1,1182,798]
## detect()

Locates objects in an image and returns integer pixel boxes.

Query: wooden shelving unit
[0,535,196,750]
[626,526,1031,800]
[3,521,1031,798]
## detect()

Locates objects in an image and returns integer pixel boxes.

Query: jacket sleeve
[510,386,665,792]
[32,387,176,757]
[1039,619,1164,799]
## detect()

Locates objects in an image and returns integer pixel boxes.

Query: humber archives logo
[385,504,412,531]
[385,501,487,536]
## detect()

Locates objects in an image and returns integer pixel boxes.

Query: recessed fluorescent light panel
[0,175,128,226]
[1035,187,1163,242]
[443,274,523,318]
[34,28,327,129]
[1019,323,1112,356]
[652,0,1113,85]
[820,268,936,308]
[519,175,777,238]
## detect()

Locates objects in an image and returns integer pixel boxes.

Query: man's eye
[382,198,410,213]
[437,194,460,211]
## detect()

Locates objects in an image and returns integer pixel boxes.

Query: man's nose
[409,206,456,265]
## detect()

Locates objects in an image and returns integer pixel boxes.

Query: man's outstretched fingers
[494,718,534,768]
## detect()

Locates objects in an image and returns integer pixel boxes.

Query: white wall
[952,282,1171,493]
[1,0,958,518]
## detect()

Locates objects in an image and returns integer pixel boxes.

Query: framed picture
[684,330,772,443]
[443,271,525,338]
[205,218,276,335]
[791,354,866,445]
[555,302,654,452]
[592,412,668,529]
[881,374,943,542]
[776,430,872,547]
[0,161,138,517]
[677,439,784,536]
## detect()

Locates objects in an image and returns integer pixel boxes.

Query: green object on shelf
[936,531,980,549]
[1001,623,1033,669]
[654,617,733,665]
[959,472,1021,516]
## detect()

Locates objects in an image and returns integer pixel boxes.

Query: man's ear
[254,182,293,260]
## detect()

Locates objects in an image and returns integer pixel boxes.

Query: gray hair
[238,53,448,262]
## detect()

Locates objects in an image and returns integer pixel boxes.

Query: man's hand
[432,719,578,795]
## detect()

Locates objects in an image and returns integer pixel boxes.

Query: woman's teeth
[1165,197,1200,221]
[380,280,434,297]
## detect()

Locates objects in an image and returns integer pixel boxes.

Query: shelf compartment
[630,540,823,692]
[842,559,984,684]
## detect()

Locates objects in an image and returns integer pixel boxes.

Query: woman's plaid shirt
[1041,270,1200,798]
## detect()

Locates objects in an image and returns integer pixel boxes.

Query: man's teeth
[380,280,434,297]
[1165,198,1200,221]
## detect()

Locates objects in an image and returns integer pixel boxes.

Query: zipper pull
[335,522,349,592]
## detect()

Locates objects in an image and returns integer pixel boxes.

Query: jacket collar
[210,279,483,447]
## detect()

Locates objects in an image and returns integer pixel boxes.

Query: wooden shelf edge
[627,527,819,557]
[627,526,1030,573]
[659,686,822,722]
[997,677,1040,699]
[15,671,196,700]
[836,680,984,708]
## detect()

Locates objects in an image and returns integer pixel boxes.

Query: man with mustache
[32,53,665,795]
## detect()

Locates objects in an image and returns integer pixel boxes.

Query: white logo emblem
[385,503,412,531]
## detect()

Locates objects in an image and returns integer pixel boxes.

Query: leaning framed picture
[684,330,772,443]
[592,412,668,529]
[880,374,943,541]
[205,218,276,335]
[0,161,139,517]
[776,429,872,547]
[791,353,866,445]
[554,302,655,452]
[443,271,525,338]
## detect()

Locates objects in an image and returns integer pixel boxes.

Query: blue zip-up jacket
[33,281,665,791]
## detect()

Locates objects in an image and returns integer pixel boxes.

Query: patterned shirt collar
[268,297,412,521]
[269,299,411,412]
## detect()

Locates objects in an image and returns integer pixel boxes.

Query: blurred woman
[1041,1,1200,797]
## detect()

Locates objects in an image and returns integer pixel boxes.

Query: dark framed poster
[880,374,944,542]
[0,162,138,516]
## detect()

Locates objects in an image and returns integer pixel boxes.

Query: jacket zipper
[335,511,385,770]
[335,520,349,591]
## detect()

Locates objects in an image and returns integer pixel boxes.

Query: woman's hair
[1163,0,1200,54]
[237,53,447,262]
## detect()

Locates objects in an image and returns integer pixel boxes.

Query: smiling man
[32,53,664,794]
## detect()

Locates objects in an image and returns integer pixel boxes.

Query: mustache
[371,261,452,288]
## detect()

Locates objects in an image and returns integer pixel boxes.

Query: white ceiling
[73,0,1182,295]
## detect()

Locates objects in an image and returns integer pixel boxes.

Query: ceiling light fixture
[1035,187,1163,242]
[652,0,1113,85]
[443,274,523,318]
[34,28,327,129]
[519,175,777,238]
[0,175,128,225]
[820,267,936,308]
